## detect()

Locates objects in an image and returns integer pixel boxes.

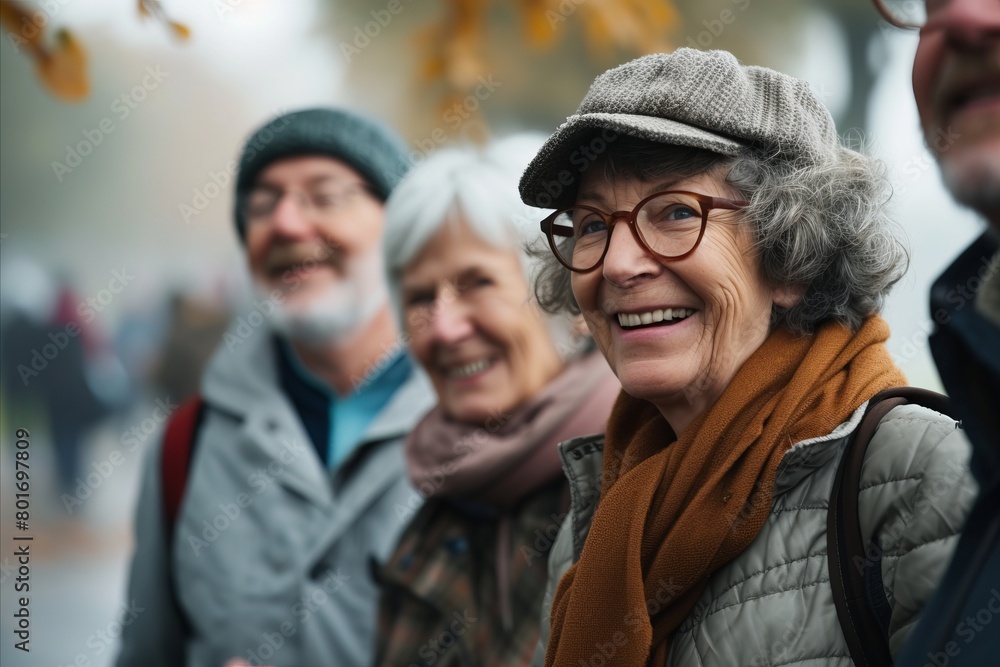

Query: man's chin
[941,145,1000,225]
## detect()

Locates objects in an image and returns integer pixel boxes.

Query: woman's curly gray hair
[531,136,908,334]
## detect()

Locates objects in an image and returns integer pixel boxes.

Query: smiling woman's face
[401,218,564,424]
[570,165,789,434]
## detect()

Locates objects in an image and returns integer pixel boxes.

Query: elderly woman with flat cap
[372,138,620,667]
[520,49,978,667]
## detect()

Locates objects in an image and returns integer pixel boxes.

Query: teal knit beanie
[234,107,410,239]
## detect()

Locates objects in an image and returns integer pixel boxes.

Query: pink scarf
[406,348,621,506]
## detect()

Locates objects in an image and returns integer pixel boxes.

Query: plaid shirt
[374,480,569,667]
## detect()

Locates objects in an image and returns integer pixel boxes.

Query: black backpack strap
[828,387,952,667]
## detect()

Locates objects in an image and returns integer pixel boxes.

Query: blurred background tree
[1,0,887,133]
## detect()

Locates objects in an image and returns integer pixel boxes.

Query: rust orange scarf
[544,317,906,666]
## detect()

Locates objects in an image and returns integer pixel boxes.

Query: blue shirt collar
[275,338,414,467]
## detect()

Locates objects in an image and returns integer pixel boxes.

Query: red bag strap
[161,396,204,534]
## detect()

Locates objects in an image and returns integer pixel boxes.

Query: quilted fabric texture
[533,403,977,667]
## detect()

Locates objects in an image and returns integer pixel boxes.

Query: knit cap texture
[519,49,840,208]
[234,108,409,237]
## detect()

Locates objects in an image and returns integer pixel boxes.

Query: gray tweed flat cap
[519,48,840,208]
[234,107,409,239]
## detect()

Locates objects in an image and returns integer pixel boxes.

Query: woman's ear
[772,283,806,309]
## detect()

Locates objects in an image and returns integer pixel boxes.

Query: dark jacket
[898,230,1000,667]
[375,481,568,667]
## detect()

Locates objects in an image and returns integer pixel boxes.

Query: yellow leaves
[38,29,89,101]
[0,0,42,50]
[414,0,679,115]
[577,0,677,57]
[520,0,560,48]
[138,0,191,42]
[167,21,190,41]
[0,0,190,102]
[417,0,487,90]
[0,1,89,101]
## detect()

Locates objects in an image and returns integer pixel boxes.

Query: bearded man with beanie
[115,108,434,667]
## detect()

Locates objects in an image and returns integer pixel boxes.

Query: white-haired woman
[372,138,621,667]
[520,50,978,667]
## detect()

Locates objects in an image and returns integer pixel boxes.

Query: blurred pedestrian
[1,262,111,498]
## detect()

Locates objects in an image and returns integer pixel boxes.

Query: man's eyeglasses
[539,190,748,273]
[244,182,373,225]
[872,0,935,30]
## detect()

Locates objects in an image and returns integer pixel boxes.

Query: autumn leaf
[0,0,44,51]
[0,0,193,102]
[519,0,560,48]
[0,2,88,100]
[168,21,190,40]
[578,0,675,56]
[37,29,89,101]
[409,0,678,128]
[138,0,191,41]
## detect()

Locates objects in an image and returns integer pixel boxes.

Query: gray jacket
[534,402,977,666]
[115,325,434,667]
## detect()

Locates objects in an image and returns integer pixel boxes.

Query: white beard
[259,248,389,344]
